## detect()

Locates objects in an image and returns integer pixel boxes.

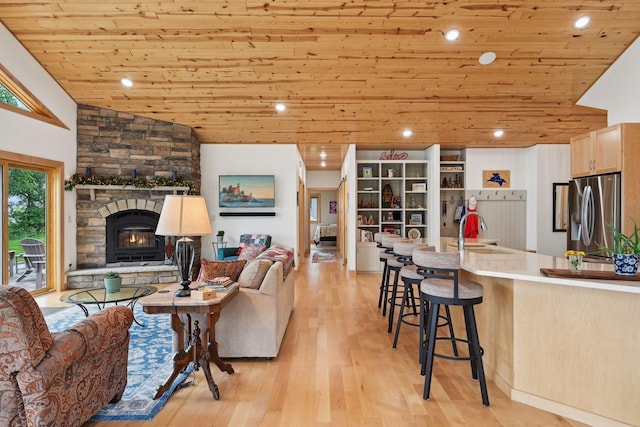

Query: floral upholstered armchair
[0,286,134,426]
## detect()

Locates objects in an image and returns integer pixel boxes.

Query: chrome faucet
[458,212,488,250]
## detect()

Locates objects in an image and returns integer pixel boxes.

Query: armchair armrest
[218,247,241,260]
[67,306,133,355]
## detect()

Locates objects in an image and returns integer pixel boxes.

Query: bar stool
[395,246,459,365]
[391,244,434,348]
[377,234,403,317]
[384,239,414,332]
[413,250,489,406]
[374,232,396,312]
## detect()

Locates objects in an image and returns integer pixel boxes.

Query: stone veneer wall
[71,105,204,286]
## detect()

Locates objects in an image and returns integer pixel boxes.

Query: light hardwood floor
[38,252,586,427]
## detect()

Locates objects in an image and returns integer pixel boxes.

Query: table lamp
[156,195,212,297]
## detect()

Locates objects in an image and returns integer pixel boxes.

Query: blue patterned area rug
[45,304,192,421]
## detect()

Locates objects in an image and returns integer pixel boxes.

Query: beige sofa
[216,259,295,358]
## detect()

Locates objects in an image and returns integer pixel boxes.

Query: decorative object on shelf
[172,170,178,179]
[362,167,372,178]
[64,173,196,193]
[382,183,393,207]
[85,167,92,177]
[379,149,408,160]
[482,170,510,188]
[407,228,421,240]
[564,250,585,273]
[131,169,137,178]
[104,271,122,293]
[412,183,426,192]
[410,213,422,225]
[387,168,396,178]
[156,195,212,297]
[216,230,225,243]
[599,221,640,276]
[368,215,375,225]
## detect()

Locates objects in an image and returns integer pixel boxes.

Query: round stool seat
[400,265,422,281]
[379,251,396,261]
[387,258,405,269]
[420,278,484,300]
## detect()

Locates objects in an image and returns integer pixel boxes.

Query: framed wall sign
[482,170,510,188]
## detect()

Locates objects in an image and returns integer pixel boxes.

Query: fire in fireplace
[106,210,165,263]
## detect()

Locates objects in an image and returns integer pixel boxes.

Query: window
[0,81,31,111]
[0,64,67,129]
[310,194,320,222]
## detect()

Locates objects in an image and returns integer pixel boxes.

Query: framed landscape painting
[219,175,276,208]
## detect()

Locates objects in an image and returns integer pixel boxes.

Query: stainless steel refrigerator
[567,172,621,258]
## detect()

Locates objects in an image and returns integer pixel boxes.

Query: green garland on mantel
[64,174,198,194]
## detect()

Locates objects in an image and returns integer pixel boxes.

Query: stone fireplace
[66,105,203,289]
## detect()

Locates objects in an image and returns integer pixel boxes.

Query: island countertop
[418,237,640,295]
[414,237,639,427]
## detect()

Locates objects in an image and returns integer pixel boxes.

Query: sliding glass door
[1,155,56,294]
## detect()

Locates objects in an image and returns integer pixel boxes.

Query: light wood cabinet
[570,125,622,177]
[570,123,640,235]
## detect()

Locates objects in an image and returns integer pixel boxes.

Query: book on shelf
[359,229,373,242]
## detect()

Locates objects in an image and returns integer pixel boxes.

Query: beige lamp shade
[156,195,212,237]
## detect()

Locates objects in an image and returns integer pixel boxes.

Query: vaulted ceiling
[1,1,639,170]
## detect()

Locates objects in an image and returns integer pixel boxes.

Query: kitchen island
[419,238,639,427]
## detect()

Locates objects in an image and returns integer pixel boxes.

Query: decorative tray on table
[540,268,640,281]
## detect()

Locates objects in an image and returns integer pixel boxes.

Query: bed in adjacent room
[314,224,337,245]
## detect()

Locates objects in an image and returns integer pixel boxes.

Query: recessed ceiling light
[445,29,460,41]
[494,129,504,138]
[479,52,497,65]
[275,103,286,112]
[320,152,327,159]
[402,129,413,138]
[321,161,326,168]
[120,77,134,88]
[574,16,590,29]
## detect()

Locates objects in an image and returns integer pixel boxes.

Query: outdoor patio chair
[16,238,46,288]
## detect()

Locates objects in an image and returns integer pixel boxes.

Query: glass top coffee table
[61,285,157,326]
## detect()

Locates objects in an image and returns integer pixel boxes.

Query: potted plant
[600,222,640,276]
[104,271,122,293]
[216,230,225,243]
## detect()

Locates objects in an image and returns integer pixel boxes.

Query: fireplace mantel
[75,185,190,201]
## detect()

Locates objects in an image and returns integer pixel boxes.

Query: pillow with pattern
[239,244,266,261]
[197,259,247,282]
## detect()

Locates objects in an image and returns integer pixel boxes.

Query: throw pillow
[238,244,266,261]
[237,259,273,289]
[198,259,247,282]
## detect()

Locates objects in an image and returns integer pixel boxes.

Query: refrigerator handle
[581,184,595,246]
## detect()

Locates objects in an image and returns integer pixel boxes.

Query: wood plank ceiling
[1,1,639,170]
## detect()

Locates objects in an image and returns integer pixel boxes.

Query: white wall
[578,35,640,125]
[200,144,299,263]
[529,145,571,256]
[0,22,78,269]
[307,170,341,188]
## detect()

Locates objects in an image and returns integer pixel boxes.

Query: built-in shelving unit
[356,160,429,242]
[439,157,465,237]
